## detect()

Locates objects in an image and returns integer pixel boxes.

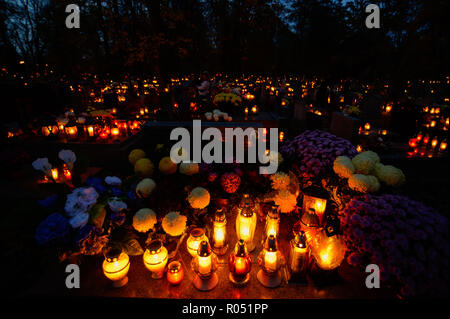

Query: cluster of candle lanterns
[102,189,346,292]
[38,114,143,143]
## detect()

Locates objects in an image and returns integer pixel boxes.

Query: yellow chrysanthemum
[159,157,177,174]
[269,172,291,190]
[333,156,355,179]
[134,158,154,177]
[187,187,210,209]
[274,190,298,213]
[128,149,146,165]
[162,212,187,236]
[133,208,157,233]
[348,174,380,193]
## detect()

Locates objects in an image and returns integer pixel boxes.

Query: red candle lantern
[423,134,430,145]
[416,131,423,141]
[166,261,184,285]
[408,138,418,148]
[228,240,252,286]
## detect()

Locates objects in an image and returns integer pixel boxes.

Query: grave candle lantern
[288,231,308,281]
[41,120,59,138]
[192,241,219,291]
[166,261,184,285]
[301,186,328,223]
[212,208,228,256]
[228,240,252,285]
[102,246,130,288]
[311,214,346,272]
[143,239,168,279]
[64,120,78,139]
[264,205,280,240]
[257,235,284,288]
[236,201,257,252]
[187,228,208,257]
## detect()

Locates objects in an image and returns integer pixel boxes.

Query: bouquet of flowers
[341,194,449,298]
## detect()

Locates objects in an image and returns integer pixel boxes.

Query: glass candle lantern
[41,121,59,138]
[431,136,438,149]
[191,241,219,291]
[102,246,130,288]
[166,260,184,285]
[85,118,101,139]
[110,125,120,138]
[257,235,284,288]
[264,205,280,240]
[187,228,208,257]
[300,208,321,246]
[311,214,346,271]
[143,239,168,279]
[51,168,59,182]
[56,116,69,133]
[236,201,257,252]
[64,120,78,139]
[212,208,228,255]
[228,240,252,285]
[288,231,308,282]
[440,139,447,151]
[302,186,328,223]
[62,163,71,181]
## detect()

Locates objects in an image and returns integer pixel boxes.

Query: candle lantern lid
[301,208,320,228]
[264,235,278,252]
[241,202,253,217]
[147,239,163,254]
[168,260,182,273]
[198,240,212,257]
[240,193,254,207]
[293,231,307,248]
[302,186,329,200]
[104,245,122,262]
[190,227,205,238]
[214,208,226,222]
[235,239,248,257]
[268,205,279,218]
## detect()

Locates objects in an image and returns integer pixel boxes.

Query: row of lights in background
[102,190,344,291]
[40,116,142,142]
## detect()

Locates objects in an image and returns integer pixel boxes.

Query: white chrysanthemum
[162,211,187,236]
[32,158,52,175]
[69,212,89,229]
[64,187,99,217]
[187,187,210,209]
[333,156,355,179]
[108,199,127,213]
[133,208,157,233]
[179,162,199,175]
[105,176,122,186]
[58,150,76,169]
[136,178,156,198]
